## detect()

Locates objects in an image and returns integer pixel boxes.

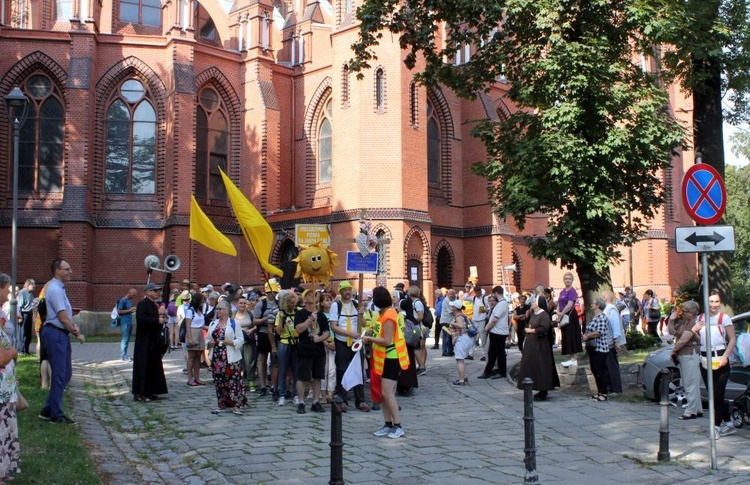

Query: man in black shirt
[513,294,531,351]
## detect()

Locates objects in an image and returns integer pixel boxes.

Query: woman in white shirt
[692,289,737,436]
[184,292,207,386]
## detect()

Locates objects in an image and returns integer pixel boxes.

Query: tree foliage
[352,1,685,300]
[653,0,750,125]
[725,164,750,312]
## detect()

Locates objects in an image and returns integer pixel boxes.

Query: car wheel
[654,367,685,407]
[730,406,745,429]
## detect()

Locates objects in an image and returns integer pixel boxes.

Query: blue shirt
[435,296,444,321]
[119,297,133,326]
[45,277,72,330]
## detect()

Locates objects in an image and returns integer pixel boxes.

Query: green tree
[725,164,750,312]
[653,0,750,309]
[730,128,750,163]
[352,1,685,308]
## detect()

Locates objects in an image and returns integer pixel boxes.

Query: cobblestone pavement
[62,341,749,484]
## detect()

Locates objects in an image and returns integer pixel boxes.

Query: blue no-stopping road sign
[681,164,726,225]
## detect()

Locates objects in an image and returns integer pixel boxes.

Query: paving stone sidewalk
[65,342,750,484]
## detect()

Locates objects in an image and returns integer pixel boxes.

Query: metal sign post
[679,160,731,471]
[701,252,717,469]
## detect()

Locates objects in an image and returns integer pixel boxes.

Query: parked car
[641,310,750,406]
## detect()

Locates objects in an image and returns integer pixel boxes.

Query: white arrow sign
[675,226,735,253]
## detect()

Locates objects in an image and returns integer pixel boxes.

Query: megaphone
[503,264,517,272]
[144,254,181,273]
[164,255,181,272]
[144,255,161,270]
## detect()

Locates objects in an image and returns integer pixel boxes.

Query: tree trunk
[576,262,612,324]
[691,1,733,309]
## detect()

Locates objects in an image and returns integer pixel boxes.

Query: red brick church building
[1,0,696,309]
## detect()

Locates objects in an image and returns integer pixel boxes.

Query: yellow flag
[219,169,283,276]
[189,195,237,256]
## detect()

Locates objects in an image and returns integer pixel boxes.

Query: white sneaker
[387,426,405,439]
[373,425,393,437]
[278,396,286,406]
[719,423,737,437]
[561,359,574,367]
[293,395,300,406]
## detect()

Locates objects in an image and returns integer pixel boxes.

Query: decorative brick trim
[403,225,431,280]
[271,236,297,267]
[269,208,431,231]
[511,247,523,290]
[92,57,168,214]
[373,66,386,114]
[426,86,454,204]
[303,76,332,206]
[409,80,418,129]
[433,239,456,288]
[341,64,350,109]
[431,222,514,238]
[494,97,511,122]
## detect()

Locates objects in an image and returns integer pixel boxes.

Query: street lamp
[5,87,30,351]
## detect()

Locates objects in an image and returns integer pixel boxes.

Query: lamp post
[5,87,30,351]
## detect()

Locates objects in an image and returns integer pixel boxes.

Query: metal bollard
[523,378,539,484]
[329,395,345,485]
[658,368,671,462]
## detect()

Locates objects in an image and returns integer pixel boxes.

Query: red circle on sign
[681,164,726,225]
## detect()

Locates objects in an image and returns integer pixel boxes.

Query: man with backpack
[117,288,137,361]
[330,281,369,412]
[253,283,279,398]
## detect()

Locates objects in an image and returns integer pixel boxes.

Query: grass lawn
[15,354,100,485]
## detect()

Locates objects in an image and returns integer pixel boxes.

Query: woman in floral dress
[0,273,20,481]
[207,300,246,415]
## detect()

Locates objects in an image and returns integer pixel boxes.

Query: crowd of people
[0,256,739,482]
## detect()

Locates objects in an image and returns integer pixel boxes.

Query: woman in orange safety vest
[361,286,409,439]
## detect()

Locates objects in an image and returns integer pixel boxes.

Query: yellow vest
[372,308,409,375]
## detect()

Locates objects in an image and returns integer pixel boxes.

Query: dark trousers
[434,323,444,346]
[590,350,611,395]
[700,356,731,426]
[42,325,73,419]
[334,339,365,406]
[516,321,526,350]
[484,333,507,377]
[441,326,454,355]
[606,347,623,393]
[647,321,659,337]
[18,311,33,354]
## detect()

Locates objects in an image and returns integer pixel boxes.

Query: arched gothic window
[318,98,333,184]
[17,73,64,194]
[436,246,453,288]
[427,100,440,184]
[195,86,229,200]
[105,78,156,194]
